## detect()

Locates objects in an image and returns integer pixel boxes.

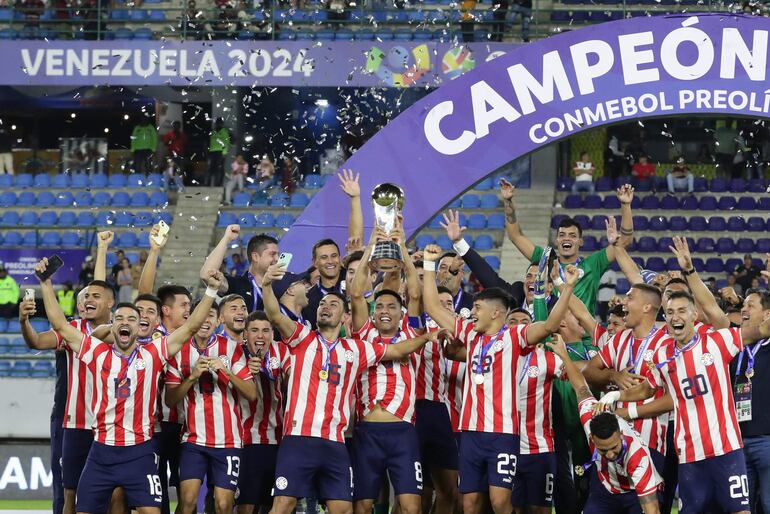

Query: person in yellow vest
[131,117,158,175]
[460,0,477,42]
[0,262,19,318]
[208,117,232,187]
[57,281,75,318]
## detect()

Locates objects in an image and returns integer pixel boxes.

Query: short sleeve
[551,354,565,380]
[597,336,615,370]
[511,324,529,350]
[77,334,98,364]
[627,447,661,497]
[352,319,375,341]
[578,397,598,439]
[283,321,312,348]
[150,336,169,367]
[715,327,743,357]
[357,339,386,369]
[586,248,610,276]
[231,344,253,381]
[454,317,473,347]
[529,245,544,265]
[165,357,183,385]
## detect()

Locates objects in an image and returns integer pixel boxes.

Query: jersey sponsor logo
[701,353,715,366]
[345,350,355,363]
[275,476,288,490]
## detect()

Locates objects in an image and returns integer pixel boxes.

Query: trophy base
[369,241,404,273]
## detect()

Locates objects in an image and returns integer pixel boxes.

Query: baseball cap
[273,272,306,299]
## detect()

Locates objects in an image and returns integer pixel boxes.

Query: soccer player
[218,293,248,341]
[271,272,310,328]
[135,294,162,344]
[261,262,437,514]
[602,290,770,514]
[348,228,424,514]
[581,284,672,473]
[421,244,579,514]
[237,311,291,514]
[550,336,662,514]
[165,299,257,514]
[36,257,224,514]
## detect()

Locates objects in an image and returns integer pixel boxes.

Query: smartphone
[277,252,293,269]
[152,220,170,246]
[24,289,35,301]
[35,255,64,282]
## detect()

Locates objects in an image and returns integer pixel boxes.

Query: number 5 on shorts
[146,474,162,496]
[729,475,748,499]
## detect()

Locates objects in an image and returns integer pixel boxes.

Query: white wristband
[627,403,639,420]
[204,287,218,298]
[553,276,564,287]
[452,238,471,257]
[423,261,436,272]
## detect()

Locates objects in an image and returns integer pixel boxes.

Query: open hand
[440,210,466,243]
[337,169,360,198]
[616,184,634,205]
[669,236,694,272]
[605,216,619,246]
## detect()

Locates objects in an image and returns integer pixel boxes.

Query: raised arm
[166,270,224,357]
[526,265,580,344]
[421,244,458,331]
[199,224,241,292]
[671,236,729,329]
[34,259,83,353]
[19,297,59,350]
[605,185,635,263]
[138,224,168,294]
[350,229,382,333]
[338,169,364,245]
[500,179,535,261]
[94,231,113,281]
[603,215,643,285]
[383,331,437,361]
[261,263,298,340]
[548,335,593,402]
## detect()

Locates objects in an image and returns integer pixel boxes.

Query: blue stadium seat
[239,213,257,227]
[757,239,770,254]
[33,173,51,188]
[698,196,717,210]
[113,212,134,227]
[435,235,453,250]
[415,234,434,248]
[616,278,631,294]
[112,192,130,207]
[133,212,153,227]
[487,213,504,229]
[590,215,607,231]
[232,192,251,207]
[0,319,7,332]
[134,27,154,40]
[478,194,499,209]
[704,258,724,273]
[730,178,746,193]
[737,238,755,253]
[680,196,699,210]
[632,215,648,230]
[718,197,737,211]
[289,193,309,208]
[58,212,76,226]
[0,191,16,206]
[710,178,728,192]
[669,216,688,232]
[274,213,295,228]
[693,177,708,192]
[707,217,726,231]
[474,234,494,251]
[584,195,602,210]
[640,196,659,209]
[149,192,168,207]
[659,195,679,210]
[462,194,480,209]
[602,196,620,209]
[645,257,666,272]
[688,216,706,231]
[22,232,37,247]
[71,174,89,188]
[106,254,118,268]
[92,192,111,207]
[573,215,591,230]
[648,216,668,231]
[556,178,574,191]
[582,235,598,252]
[12,361,32,377]
[637,237,656,252]
[475,177,494,190]
[76,212,95,227]
[108,174,127,188]
[563,194,582,209]
[218,212,238,227]
[657,237,674,253]
[467,214,486,229]
[304,175,323,189]
[716,238,735,254]
[748,179,766,193]
[727,216,745,232]
[61,232,80,246]
[759,197,770,211]
[696,237,715,253]
[126,174,145,188]
[96,212,114,226]
[448,198,462,209]
[119,232,138,247]
[737,197,756,211]
[137,232,150,248]
[256,213,275,227]
[20,211,39,226]
[270,192,289,207]
[0,210,19,227]
[39,211,58,225]
[484,255,501,270]
[41,232,61,246]
[36,191,55,207]
[747,217,765,232]
[52,191,74,207]
[86,173,106,188]
[595,177,613,192]
[17,191,35,206]
[146,173,163,188]
[130,192,150,207]
[154,212,172,225]
[15,173,33,188]
[52,174,70,188]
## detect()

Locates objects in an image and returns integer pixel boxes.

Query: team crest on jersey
[527,366,540,378]
[701,353,715,366]
[460,308,471,319]
[426,317,438,329]
[133,358,146,370]
[219,355,231,369]
[642,349,654,362]
[588,350,598,358]
[275,477,288,490]
[152,331,163,339]
[493,341,504,353]
[345,350,355,363]
[268,357,280,370]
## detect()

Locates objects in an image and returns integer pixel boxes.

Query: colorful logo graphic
[442,47,476,80]
[366,45,431,87]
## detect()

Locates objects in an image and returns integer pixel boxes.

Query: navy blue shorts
[678,450,749,514]
[76,440,161,513]
[584,467,645,514]
[458,432,520,494]
[61,428,93,490]
[179,442,241,491]
[50,419,64,514]
[511,452,556,508]
[154,421,181,488]
[236,444,279,506]
[350,421,423,500]
[414,400,458,472]
[273,436,353,502]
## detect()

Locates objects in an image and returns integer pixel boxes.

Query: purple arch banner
[282,13,770,269]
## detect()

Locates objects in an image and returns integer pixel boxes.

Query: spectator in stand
[491,0,507,41]
[460,0,476,42]
[0,262,19,319]
[0,127,14,175]
[57,281,76,318]
[180,0,203,39]
[256,156,276,191]
[111,249,126,283]
[131,251,148,296]
[131,117,158,175]
[510,0,531,42]
[715,118,738,177]
[208,117,231,187]
[571,151,596,194]
[162,121,187,171]
[666,157,694,193]
[116,258,133,303]
[281,154,298,193]
[735,254,761,292]
[604,134,625,179]
[18,0,44,36]
[163,157,184,192]
[631,154,656,187]
[724,273,744,297]
[229,253,248,276]
[224,154,249,205]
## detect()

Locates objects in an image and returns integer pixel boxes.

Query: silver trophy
[369,183,405,272]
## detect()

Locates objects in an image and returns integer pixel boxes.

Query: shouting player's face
[163,293,191,331]
[664,297,697,343]
[76,289,87,319]
[219,298,248,337]
[591,430,623,461]
[373,293,402,335]
[82,285,114,323]
[314,244,341,282]
[523,265,537,304]
[245,319,274,355]
[135,300,160,339]
[606,312,625,337]
[622,287,647,328]
[195,308,218,341]
[470,298,505,334]
[555,225,582,259]
[111,306,140,352]
[317,294,345,329]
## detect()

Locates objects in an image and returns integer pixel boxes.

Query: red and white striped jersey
[646,327,744,463]
[78,335,169,446]
[593,324,612,352]
[165,335,252,448]
[240,342,291,446]
[354,319,419,423]
[151,323,183,425]
[55,319,94,430]
[415,329,447,403]
[282,322,386,442]
[445,358,466,432]
[454,318,532,434]
[598,327,670,454]
[517,347,563,455]
[579,397,662,497]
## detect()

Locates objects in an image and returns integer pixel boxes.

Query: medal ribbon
[558,256,583,282]
[192,333,217,357]
[518,353,534,385]
[656,332,699,370]
[454,290,463,312]
[248,272,263,308]
[317,333,341,374]
[475,325,507,376]
[566,345,589,361]
[628,326,657,373]
[735,339,770,379]
[114,346,140,387]
[261,346,278,383]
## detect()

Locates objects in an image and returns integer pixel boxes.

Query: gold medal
[647,362,656,371]
[574,465,584,477]
[319,369,329,380]
[746,368,755,380]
